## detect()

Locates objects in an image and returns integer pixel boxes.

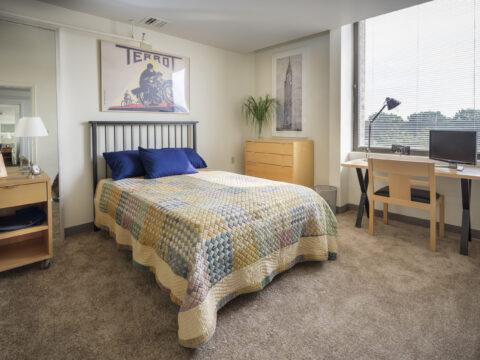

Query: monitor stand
[436,163,464,171]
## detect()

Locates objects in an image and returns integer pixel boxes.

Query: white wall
[58,29,253,227]
[252,27,350,205]
[253,34,331,186]
[2,0,476,233]
[329,25,354,207]
[0,20,58,180]
[1,0,254,228]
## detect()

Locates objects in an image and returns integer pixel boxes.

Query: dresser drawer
[246,152,293,167]
[246,141,293,155]
[246,162,293,183]
[0,183,47,209]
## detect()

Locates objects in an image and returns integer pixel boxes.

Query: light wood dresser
[245,139,314,188]
[0,168,52,272]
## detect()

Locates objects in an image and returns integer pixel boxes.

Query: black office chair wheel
[40,259,51,270]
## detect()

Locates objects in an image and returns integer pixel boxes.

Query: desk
[341,158,479,256]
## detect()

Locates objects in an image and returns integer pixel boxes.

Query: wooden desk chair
[367,159,445,252]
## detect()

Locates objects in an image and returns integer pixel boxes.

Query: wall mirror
[0,20,62,241]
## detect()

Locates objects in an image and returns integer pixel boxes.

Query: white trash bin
[314,185,337,214]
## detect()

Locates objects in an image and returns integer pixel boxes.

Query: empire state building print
[283,58,293,129]
[275,52,303,132]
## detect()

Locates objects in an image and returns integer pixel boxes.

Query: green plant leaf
[242,95,278,137]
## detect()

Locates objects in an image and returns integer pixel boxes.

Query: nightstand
[0,167,52,271]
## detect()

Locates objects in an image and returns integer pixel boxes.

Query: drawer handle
[5,185,19,189]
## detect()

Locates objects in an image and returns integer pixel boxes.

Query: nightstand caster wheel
[40,259,51,270]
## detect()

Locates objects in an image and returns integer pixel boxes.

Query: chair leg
[383,203,388,224]
[430,208,437,252]
[369,200,375,235]
[439,195,445,238]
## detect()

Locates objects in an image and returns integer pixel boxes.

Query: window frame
[352,21,480,159]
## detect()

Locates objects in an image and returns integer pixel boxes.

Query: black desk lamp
[367,97,401,157]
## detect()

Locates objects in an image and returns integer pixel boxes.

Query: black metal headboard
[89,120,198,191]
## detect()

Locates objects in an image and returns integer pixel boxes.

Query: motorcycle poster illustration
[100,41,189,113]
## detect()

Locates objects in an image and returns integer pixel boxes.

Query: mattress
[94,170,338,347]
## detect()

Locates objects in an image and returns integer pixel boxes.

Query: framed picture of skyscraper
[272,48,306,137]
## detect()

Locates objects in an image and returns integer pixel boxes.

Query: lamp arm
[370,104,387,124]
[367,103,387,153]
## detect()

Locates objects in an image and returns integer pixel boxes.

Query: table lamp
[367,97,401,157]
[14,117,48,174]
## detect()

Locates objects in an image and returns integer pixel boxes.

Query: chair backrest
[368,158,436,206]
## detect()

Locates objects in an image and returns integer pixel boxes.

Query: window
[355,0,480,154]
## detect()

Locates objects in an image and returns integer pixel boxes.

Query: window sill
[348,151,429,161]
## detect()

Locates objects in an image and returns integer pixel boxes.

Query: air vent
[136,17,168,29]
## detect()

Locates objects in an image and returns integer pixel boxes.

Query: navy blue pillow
[103,150,145,180]
[138,147,198,179]
[182,148,207,168]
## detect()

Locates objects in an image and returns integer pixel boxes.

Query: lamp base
[20,166,31,175]
[19,156,33,174]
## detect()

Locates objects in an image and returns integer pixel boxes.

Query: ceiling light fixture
[140,32,152,50]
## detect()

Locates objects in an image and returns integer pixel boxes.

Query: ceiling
[38,0,429,52]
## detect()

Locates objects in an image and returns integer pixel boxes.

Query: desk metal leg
[355,168,370,228]
[460,179,472,256]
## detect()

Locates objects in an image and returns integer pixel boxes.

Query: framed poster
[272,48,307,137]
[100,41,190,113]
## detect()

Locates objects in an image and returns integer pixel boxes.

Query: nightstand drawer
[0,183,47,209]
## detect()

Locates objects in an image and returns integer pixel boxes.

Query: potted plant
[242,95,277,138]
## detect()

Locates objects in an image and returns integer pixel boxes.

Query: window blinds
[357,0,480,152]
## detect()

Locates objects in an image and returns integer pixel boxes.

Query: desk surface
[341,158,480,181]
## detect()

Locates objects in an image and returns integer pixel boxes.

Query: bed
[90,121,338,347]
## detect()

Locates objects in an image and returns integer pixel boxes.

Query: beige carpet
[1,211,479,360]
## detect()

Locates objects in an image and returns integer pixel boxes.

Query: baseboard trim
[336,204,350,214]
[65,222,94,237]
[345,203,480,238]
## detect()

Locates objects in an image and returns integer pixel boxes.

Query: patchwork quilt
[94,170,338,347]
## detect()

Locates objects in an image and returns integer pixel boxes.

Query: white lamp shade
[14,117,48,137]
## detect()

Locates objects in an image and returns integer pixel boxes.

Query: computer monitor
[429,130,477,170]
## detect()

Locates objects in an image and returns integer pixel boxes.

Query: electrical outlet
[231,156,235,164]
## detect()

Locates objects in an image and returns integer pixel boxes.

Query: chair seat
[374,186,440,204]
